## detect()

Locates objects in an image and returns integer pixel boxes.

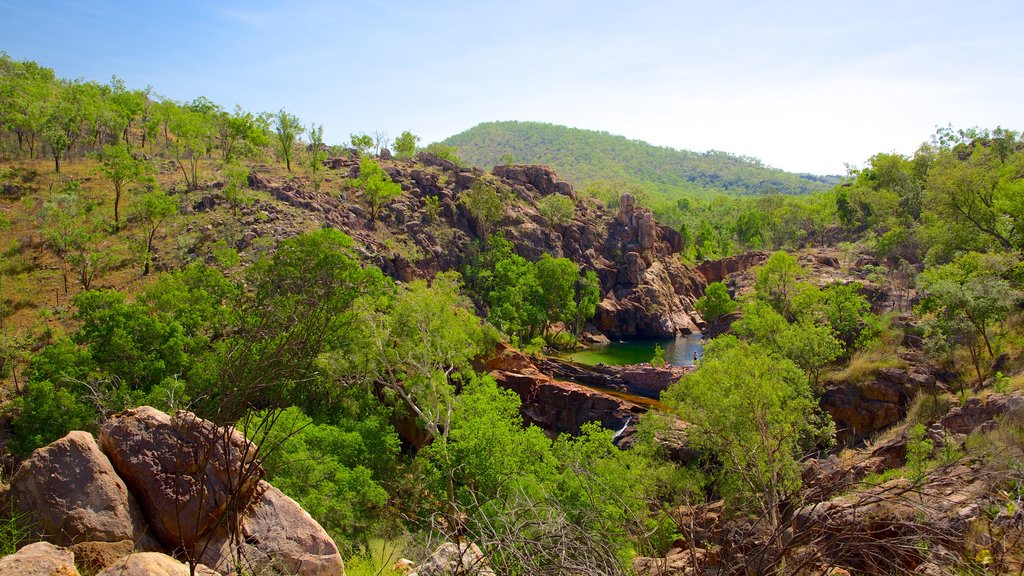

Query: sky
[2,0,1022,175]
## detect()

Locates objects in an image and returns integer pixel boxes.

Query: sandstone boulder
[0,542,79,576]
[94,552,218,576]
[10,431,154,547]
[69,541,135,576]
[241,483,344,576]
[98,407,264,552]
[410,541,494,576]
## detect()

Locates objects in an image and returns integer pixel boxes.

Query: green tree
[696,282,736,326]
[664,337,832,530]
[461,180,505,244]
[221,163,252,217]
[350,133,373,156]
[572,270,601,335]
[355,155,402,223]
[393,130,420,159]
[42,81,85,175]
[537,194,575,227]
[274,109,303,172]
[40,183,91,294]
[534,255,578,334]
[130,189,177,275]
[306,123,327,191]
[166,100,214,189]
[755,251,805,316]
[98,142,151,227]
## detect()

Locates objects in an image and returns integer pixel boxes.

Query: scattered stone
[410,541,494,576]
[0,542,80,576]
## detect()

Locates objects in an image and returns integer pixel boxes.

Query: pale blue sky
[2,0,1022,174]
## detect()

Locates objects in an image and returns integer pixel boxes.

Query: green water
[567,333,704,367]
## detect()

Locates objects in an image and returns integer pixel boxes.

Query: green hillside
[442,120,836,196]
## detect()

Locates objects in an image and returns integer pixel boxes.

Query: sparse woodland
[1,55,1023,575]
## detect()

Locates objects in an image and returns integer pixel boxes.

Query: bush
[9,380,95,455]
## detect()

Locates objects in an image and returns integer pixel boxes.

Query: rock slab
[10,431,153,547]
[98,407,264,552]
[0,542,80,576]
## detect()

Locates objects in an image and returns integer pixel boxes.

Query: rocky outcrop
[234,162,710,340]
[10,431,154,548]
[94,552,218,576]
[940,391,1024,434]
[0,542,79,576]
[98,407,264,553]
[821,377,911,445]
[485,344,642,436]
[591,194,706,338]
[534,356,690,399]
[199,483,343,576]
[69,541,135,576]
[696,251,769,284]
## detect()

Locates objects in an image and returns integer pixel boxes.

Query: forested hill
[442,120,837,197]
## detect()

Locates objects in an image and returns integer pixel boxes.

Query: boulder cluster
[1,406,343,576]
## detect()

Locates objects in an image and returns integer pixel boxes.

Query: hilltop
[442,120,837,197]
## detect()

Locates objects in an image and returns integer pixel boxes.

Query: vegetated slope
[442,120,837,197]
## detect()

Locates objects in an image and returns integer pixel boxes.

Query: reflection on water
[567,333,704,367]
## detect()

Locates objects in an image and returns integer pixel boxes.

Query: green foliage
[393,130,419,159]
[274,108,303,171]
[248,406,394,552]
[906,423,934,484]
[0,503,33,556]
[651,344,666,367]
[221,162,252,216]
[537,193,575,226]
[356,155,402,223]
[696,282,736,324]
[735,299,843,388]
[130,189,177,275]
[422,142,462,165]
[460,180,505,241]
[97,142,152,226]
[443,121,833,197]
[8,379,95,455]
[350,133,374,156]
[307,123,327,191]
[754,251,806,316]
[664,337,833,524]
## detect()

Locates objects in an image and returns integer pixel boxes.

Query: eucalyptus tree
[274,109,303,171]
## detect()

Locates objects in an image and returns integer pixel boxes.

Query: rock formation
[98,407,264,553]
[9,431,155,548]
[4,407,344,576]
[0,542,80,576]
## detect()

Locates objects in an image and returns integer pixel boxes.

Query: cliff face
[243,157,709,339]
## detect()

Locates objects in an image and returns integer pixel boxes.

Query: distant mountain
[442,121,837,197]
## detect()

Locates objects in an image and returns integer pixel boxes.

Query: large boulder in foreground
[199,482,344,576]
[94,552,218,576]
[98,407,264,553]
[410,541,494,576]
[10,431,155,548]
[0,542,79,576]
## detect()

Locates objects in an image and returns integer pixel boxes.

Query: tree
[461,180,505,244]
[131,189,177,275]
[42,81,85,175]
[393,130,419,159]
[663,337,832,530]
[355,156,402,223]
[221,163,252,217]
[537,194,575,227]
[166,100,214,189]
[534,255,579,334]
[350,133,373,156]
[40,183,90,294]
[696,282,736,326]
[98,142,151,227]
[274,109,303,172]
[306,123,327,192]
[755,251,805,316]
[572,270,601,335]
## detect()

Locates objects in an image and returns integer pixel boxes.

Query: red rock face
[98,407,264,553]
[695,251,770,285]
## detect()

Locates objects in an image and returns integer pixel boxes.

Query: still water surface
[566,333,704,367]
